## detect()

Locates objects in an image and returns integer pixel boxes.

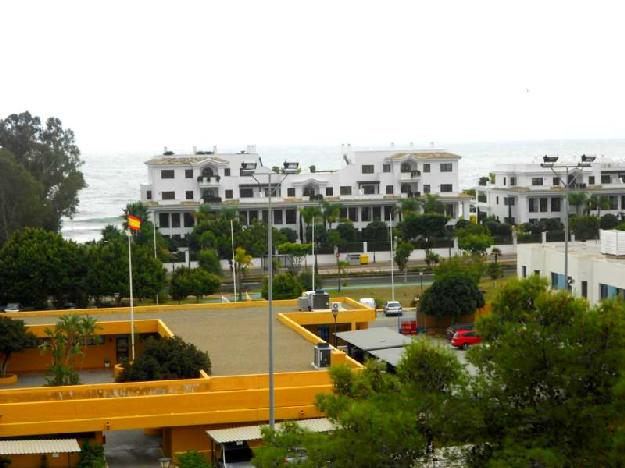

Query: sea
[60,139,625,244]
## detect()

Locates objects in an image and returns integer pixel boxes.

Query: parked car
[3,303,21,313]
[383,301,403,316]
[451,329,481,350]
[359,298,376,309]
[216,440,254,467]
[446,322,475,341]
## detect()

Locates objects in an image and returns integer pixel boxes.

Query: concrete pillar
[542,231,547,243]
[453,237,459,251]
[363,241,368,253]
[571,234,576,242]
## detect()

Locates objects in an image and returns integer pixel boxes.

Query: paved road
[104,430,163,468]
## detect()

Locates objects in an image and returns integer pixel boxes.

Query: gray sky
[2,0,624,153]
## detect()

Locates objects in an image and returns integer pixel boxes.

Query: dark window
[423,164,430,173]
[146,190,152,200]
[172,213,181,228]
[262,210,269,223]
[540,198,548,212]
[440,184,453,192]
[601,174,611,184]
[372,206,381,221]
[240,188,254,198]
[273,210,283,224]
[362,165,374,174]
[362,185,376,195]
[383,164,391,173]
[581,280,588,298]
[361,207,371,221]
[609,196,618,210]
[287,188,295,197]
[325,187,334,196]
[496,196,499,205]
[504,197,515,206]
[553,177,560,186]
[348,207,358,222]
[423,185,431,193]
[183,212,194,227]
[532,177,543,186]
[622,195,625,210]
[185,169,193,178]
[384,206,394,221]
[386,185,394,194]
[503,177,507,186]
[159,213,169,227]
[589,176,595,185]
[551,197,561,211]
[225,168,231,176]
[600,283,609,299]
[185,191,193,200]
[162,191,175,200]
[529,198,537,213]
[225,189,233,199]
[161,170,175,179]
[285,209,296,224]
[522,266,527,278]
[249,210,258,223]
[340,186,352,196]
[510,176,517,186]
[440,163,452,172]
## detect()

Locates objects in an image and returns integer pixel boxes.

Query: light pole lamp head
[241,161,258,176]
[543,155,559,164]
[283,161,300,174]
[581,154,596,163]
[331,302,339,319]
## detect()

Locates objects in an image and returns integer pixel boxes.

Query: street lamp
[331,303,340,348]
[540,154,595,289]
[158,458,172,468]
[252,161,299,429]
[389,222,396,302]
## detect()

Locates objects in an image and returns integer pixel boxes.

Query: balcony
[201,195,222,204]
[197,175,221,188]
[400,170,421,181]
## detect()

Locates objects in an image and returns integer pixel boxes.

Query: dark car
[446,322,474,341]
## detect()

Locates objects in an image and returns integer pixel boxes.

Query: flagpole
[153,211,158,305]
[312,216,315,291]
[128,232,136,362]
[231,219,237,302]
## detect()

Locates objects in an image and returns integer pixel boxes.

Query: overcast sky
[2,1,625,154]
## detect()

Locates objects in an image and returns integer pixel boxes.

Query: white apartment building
[517,230,625,306]
[139,145,473,240]
[476,159,625,225]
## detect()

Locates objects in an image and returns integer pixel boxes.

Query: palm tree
[400,198,420,217]
[320,200,342,229]
[588,194,610,218]
[420,194,445,215]
[300,206,322,242]
[567,192,587,216]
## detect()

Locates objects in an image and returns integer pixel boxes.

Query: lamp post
[158,458,172,468]
[331,303,339,348]
[419,270,424,293]
[389,221,395,302]
[540,154,595,289]
[231,219,237,302]
[252,161,299,429]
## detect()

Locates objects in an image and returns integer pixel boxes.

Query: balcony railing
[202,195,222,204]
[197,175,221,187]
[400,170,421,180]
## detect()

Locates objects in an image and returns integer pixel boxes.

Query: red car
[451,329,481,349]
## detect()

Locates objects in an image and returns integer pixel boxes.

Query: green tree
[177,451,211,468]
[568,191,587,216]
[420,275,484,319]
[570,215,599,240]
[425,250,441,268]
[117,337,211,382]
[278,242,311,273]
[420,193,445,214]
[261,272,303,300]
[394,241,414,282]
[170,267,221,302]
[335,222,357,243]
[456,223,493,255]
[77,442,105,468]
[362,220,388,243]
[398,213,448,241]
[0,317,37,377]
[588,194,611,217]
[320,200,342,228]
[0,111,86,230]
[399,198,420,216]
[198,248,223,276]
[299,206,322,242]
[234,247,253,301]
[434,255,486,284]
[40,315,99,386]
[0,149,55,245]
[600,213,619,230]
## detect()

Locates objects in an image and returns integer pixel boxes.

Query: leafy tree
[177,451,211,468]
[421,274,484,319]
[298,268,322,291]
[425,250,441,268]
[261,272,303,300]
[117,337,211,382]
[320,200,342,228]
[398,214,448,241]
[40,315,99,386]
[600,213,619,230]
[335,222,357,243]
[394,241,414,282]
[198,248,223,276]
[568,191,588,216]
[587,193,611,217]
[0,149,55,245]
[279,227,298,243]
[77,442,105,468]
[434,255,486,284]
[362,220,388,243]
[278,242,311,273]
[570,215,599,240]
[299,206,322,242]
[234,247,253,300]
[420,193,445,214]
[399,198,420,216]
[456,224,493,255]
[0,317,37,377]
[487,262,503,286]
[170,267,221,302]
[0,111,86,230]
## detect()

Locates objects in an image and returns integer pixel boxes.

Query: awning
[0,439,80,455]
[206,418,334,444]
[368,347,406,367]
[335,328,411,351]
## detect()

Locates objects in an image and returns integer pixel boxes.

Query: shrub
[570,216,599,241]
[261,273,303,300]
[420,274,485,319]
[170,267,221,302]
[600,213,619,230]
[78,441,105,468]
[198,249,222,276]
[177,450,211,468]
[117,337,211,382]
[298,269,322,291]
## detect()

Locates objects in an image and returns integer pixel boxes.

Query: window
[285,209,296,224]
[529,198,537,213]
[609,195,618,210]
[361,165,374,174]
[172,213,181,228]
[361,207,371,221]
[440,163,452,172]
[540,198,548,212]
[423,164,430,173]
[185,191,193,200]
[581,281,588,298]
[440,184,453,192]
[532,177,543,186]
[287,188,295,197]
[510,176,517,186]
[589,176,595,185]
[325,187,334,196]
[496,196,499,205]
[146,190,152,200]
[552,177,560,186]
[249,210,258,223]
[185,169,193,179]
[162,191,175,200]
[159,213,169,227]
[340,208,347,219]
[225,168,231,176]
[504,197,515,206]
[225,189,233,199]
[383,164,391,173]
[600,283,609,300]
[522,266,527,278]
[386,185,394,194]
[273,210,283,224]
[348,207,358,222]
[362,185,376,195]
[161,170,175,179]
[183,212,194,228]
[601,174,611,184]
[373,206,381,221]
[423,185,431,193]
[240,188,254,198]
[384,206,394,221]
[551,197,561,211]
[503,177,507,186]
[340,186,352,196]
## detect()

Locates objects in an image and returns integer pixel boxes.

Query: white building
[139,146,473,240]
[517,230,625,305]
[476,159,625,225]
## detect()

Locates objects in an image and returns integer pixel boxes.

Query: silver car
[383,301,403,316]
[3,303,20,313]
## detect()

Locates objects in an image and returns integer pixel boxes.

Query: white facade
[517,234,625,306]
[139,146,472,240]
[476,159,625,225]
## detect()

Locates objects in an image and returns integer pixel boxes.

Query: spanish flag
[128,215,141,231]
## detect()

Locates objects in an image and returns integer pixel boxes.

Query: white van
[359,298,376,309]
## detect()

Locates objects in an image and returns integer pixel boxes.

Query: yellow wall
[5,452,79,468]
